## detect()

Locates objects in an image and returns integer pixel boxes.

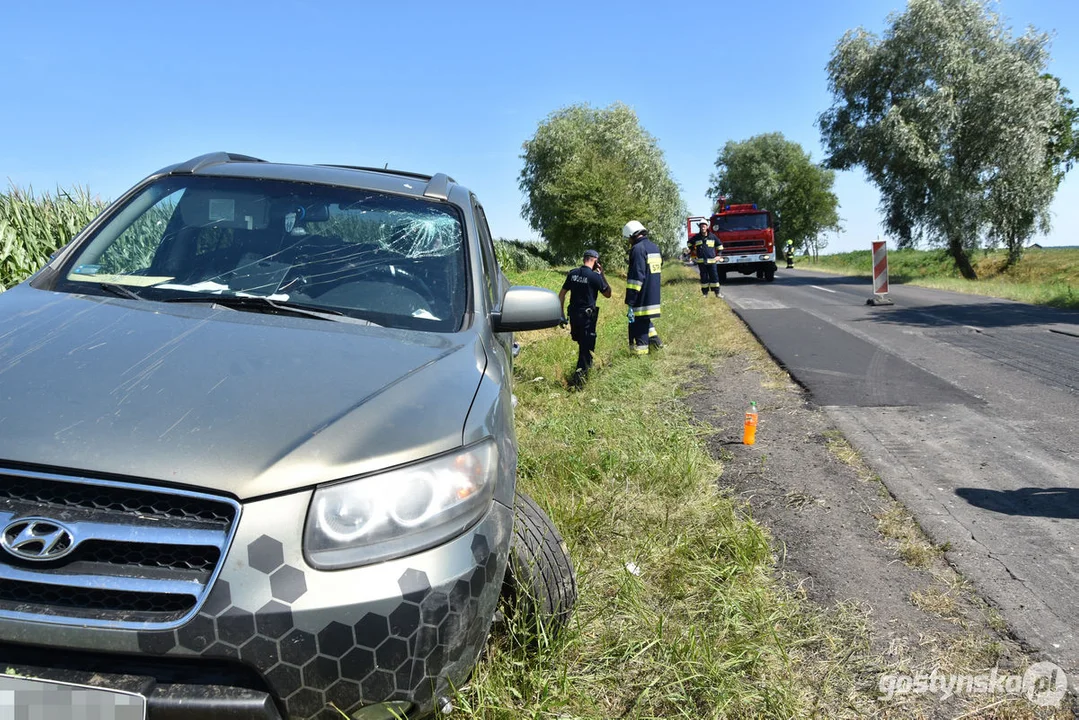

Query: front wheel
[501,490,577,639]
[765,268,776,282]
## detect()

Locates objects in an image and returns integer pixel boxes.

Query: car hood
[0,287,486,500]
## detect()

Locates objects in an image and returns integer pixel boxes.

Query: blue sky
[2,0,1077,253]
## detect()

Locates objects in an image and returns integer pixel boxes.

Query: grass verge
[799,247,1079,310]
[453,264,875,718]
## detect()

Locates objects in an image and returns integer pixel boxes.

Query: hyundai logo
[0,518,77,562]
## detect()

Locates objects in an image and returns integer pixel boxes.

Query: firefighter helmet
[622,220,646,239]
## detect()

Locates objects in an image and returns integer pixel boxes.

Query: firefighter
[689,220,722,297]
[785,239,795,268]
[622,220,663,355]
[558,249,612,388]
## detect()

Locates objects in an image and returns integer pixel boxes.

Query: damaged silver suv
[0,153,576,719]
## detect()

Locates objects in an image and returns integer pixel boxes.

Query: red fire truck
[687,201,780,282]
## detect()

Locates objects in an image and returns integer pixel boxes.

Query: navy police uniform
[625,233,663,354]
[561,256,610,379]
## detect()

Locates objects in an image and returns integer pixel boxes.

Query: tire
[755,270,764,279]
[718,270,727,281]
[501,490,577,638]
[765,268,776,282]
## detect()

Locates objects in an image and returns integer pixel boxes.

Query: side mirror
[491,286,563,333]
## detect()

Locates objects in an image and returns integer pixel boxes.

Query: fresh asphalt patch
[732,308,982,408]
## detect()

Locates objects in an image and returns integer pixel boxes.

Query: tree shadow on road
[854,301,1079,330]
[955,487,1079,519]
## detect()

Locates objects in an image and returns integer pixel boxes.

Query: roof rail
[312,165,420,179]
[172,152,267,174]
[423,173,453,200]
[314,164,443,182]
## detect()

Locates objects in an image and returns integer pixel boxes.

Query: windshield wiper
[98,283,144,300]
[163,294,346,322]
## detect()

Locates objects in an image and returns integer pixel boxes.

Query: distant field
[800,247,1079,310]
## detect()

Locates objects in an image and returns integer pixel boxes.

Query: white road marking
[727,297,789,310]
[810,285,838,294]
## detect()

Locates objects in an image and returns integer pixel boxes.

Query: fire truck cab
[687,201,780,282]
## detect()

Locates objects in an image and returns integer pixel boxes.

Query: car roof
[152,152,462,202]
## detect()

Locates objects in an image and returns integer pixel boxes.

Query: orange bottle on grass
[743,401,758,445]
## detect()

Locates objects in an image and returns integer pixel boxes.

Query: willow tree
[819,0,1078,277]
[707,132,841,253]
[519,102,686,263]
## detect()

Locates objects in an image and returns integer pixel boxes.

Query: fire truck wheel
[765,268,776,282]
[756,270,765,279]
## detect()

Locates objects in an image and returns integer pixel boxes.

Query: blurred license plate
[0,674,146,719]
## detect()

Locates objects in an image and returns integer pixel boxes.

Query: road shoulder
[686,349,1076,718]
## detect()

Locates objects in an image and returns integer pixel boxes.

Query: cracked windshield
[58,177,467,332]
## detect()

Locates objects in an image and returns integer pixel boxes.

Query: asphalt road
[720,266,1079,675]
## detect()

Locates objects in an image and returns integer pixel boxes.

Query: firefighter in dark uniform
[559,249,612,388]
[689,220,722,297]
[785,239,795,268]
[622,220,663,355]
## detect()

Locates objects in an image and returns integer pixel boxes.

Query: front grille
[0,468,239,629]
[722,240,766,251]
[0,578,194,619]
[77,540,221,572]
[0,475,233,525]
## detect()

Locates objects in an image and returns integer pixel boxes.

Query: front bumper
[718,252,774,265]
[0,490,513,719]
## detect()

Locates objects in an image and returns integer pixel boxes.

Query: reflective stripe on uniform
[634,304,661,317]
[630,344,650,355]
[626,280,643,291]
[648,325,658,337]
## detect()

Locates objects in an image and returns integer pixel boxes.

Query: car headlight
[304,441,497,569]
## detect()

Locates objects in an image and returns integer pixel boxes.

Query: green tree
[519,102,686,263]
[819,0,1079,277]
[707,133,841,253]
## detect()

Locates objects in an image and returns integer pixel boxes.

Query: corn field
[0,185,106,291]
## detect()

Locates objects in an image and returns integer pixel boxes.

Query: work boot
[569,368,586,390]
[715,288,723,298]
[649,337,664,350]
[701,289,708,297]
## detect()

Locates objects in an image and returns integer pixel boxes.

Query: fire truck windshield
[715,214,770,232]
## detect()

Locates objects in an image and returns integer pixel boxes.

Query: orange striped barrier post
[866,237,895,306]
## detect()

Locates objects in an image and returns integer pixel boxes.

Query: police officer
[622,220,663,355]
[785,239,795,268]
[689,221,722,297]
[559,249,612,387]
